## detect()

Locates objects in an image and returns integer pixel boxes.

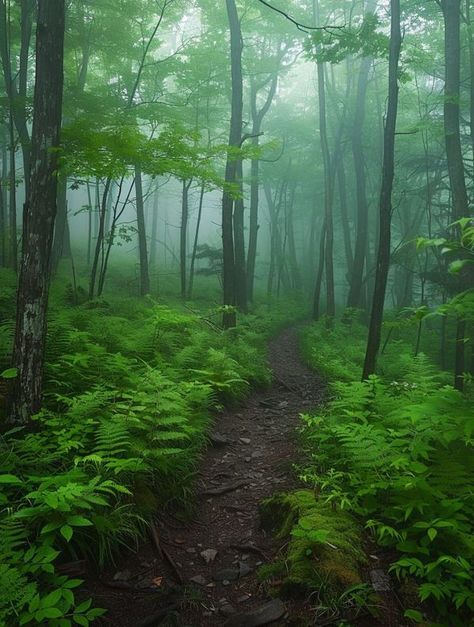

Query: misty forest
[0,0,473,625]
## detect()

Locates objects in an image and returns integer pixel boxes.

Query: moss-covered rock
[259,490,366,598]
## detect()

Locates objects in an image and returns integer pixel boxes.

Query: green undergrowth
[0,277,298,626]
[299,317,474,625]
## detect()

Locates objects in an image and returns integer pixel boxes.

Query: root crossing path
[92,327,326,626]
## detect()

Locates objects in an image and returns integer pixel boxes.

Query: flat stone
[220,603,236,616]
[210,432,230,447]
[190,575,207,586]
[239,437,251,445]
[238,562,252,577]
[223,599,286,627]
[200,548,218,564]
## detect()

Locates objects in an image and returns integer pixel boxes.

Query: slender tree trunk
[313,218,327,320]
[11,0,65,424]
[0,135,5,266]
[89,178,111,299]
[0,0,31,193]
[336,160,353,281]
[86,180,93,267]
[135,165,150,296]
[442,0,471,391]
[180,178,191,298]
[362,0,401,379]
[149,185,159,268]
[188,182,205,299]
[233,160,248,312]
[51,176,70,272]
[222,0,243,328]
[347,56,372,309]
[8,113,17,272]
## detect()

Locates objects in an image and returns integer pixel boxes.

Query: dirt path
[89,327,325,626]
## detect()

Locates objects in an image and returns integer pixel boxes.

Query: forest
[0,0,473,625]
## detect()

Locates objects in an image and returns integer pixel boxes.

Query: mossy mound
[259,490,366,598]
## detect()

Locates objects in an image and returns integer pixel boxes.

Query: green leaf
[42,588,62,608]
[404,609,423,622]
[0,474,23,485]
[427,528,438,542]
[1,367,18,379]
[60,524,74,542]
[73,615,89,626]
[67,515,93,527]
[35,607,64,620]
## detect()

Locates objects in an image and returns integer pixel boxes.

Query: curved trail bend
[94,327,326,625]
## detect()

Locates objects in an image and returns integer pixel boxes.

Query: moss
[259,490,365,598]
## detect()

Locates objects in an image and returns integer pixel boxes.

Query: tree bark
[188,182,205,299]
[180,178,191,299]
[135,165,150,296]
[442,0,470,391]
[362,0,401,380]
[347,56,372,309]
[11,0,65,424]
[222,0,243,328]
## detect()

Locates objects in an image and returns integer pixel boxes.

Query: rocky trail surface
[88,327,403,626]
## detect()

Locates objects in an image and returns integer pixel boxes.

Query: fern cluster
[300,319,474,624]
[0,289,292,625]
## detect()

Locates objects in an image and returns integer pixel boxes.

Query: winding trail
[90,327,326,626]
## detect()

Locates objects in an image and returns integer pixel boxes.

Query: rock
[370,568,391,592]
[210,432,230,447]
[244,457,251,463]
[190,575,207,586]
[113,569,131,581]
[200,548,218,564]
[251,450,262,458]
[186,547,196,554]
[223,599,286,627]
[238,562,252,577]
[239,437,251,445]
[213,568,239,582]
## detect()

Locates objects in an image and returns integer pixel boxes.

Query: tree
[11,0,65,424]
[221,0,243,328]
[362,0,402,379]
[442,0,471,391]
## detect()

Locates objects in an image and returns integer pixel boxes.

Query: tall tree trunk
[0,0,32,193]
[233,159,248,312]
[336,160,353,282]
[347,56,372,309]
[442,0,470,391]
[8,113,17,272]
[188,182,205,299]
[89,178,111,299]
[135,165,150,296]
[149,185,159,269]
[51,176,70,272]
[222,0,243,328]
[0,134,5,266]
[313,218,327,320]
[313,0,335,319]
[362,0,401,379]
[11,0,65,424]
[247,73,278,302]
[180,178,191,298]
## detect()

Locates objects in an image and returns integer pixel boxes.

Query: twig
[162,546,184,584]
[200,480,248,496]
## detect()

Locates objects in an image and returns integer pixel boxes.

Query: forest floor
[87,327,404,627]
